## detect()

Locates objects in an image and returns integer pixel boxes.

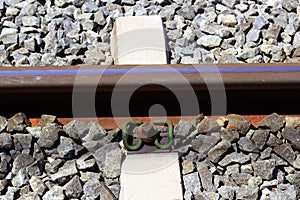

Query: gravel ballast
[0,0,299,66]
[0,113,300,199]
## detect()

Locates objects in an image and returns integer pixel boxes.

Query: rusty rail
[0,64,300,117]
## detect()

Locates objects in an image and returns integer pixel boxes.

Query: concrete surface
[111,16,168,65]
[120,152,183,200]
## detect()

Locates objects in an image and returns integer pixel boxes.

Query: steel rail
[0,63,300,117]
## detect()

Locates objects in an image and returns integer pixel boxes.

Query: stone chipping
[0,0,299,66]
[1,112,300,199]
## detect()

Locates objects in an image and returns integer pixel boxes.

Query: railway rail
[1,63,300,120]
[1,63,300,129]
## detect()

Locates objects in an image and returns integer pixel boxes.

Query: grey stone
[42,186,65,200]
[0,133,12,149]
[293,154,300,169]
[26,160,43,176]
[19,185,32,199]
[41,53,56,66]
[176,5,195,20]
[82,1,98,13]
[274,12,288,28]
[218,54,240,63]
[159,5,175,20]
[0,180,8,193]
[0,186,18,200]
[236,185,258,199]
[13,133,32,152]
[238,47,260,60]
[12,168,29,188]
[22,16,40,27]
[7,113,28,132]
[76,152,96,170]
[258,113,285,133]
[221,0,237,8]
[221,129,239,143]
[0,28,18,45]
[45,159,63,174]
[260,147,272,159]
[235,3,248,12]
[218,186,235,200]
[208,140,231,163]
[99,182,116,200]
[246,29,260,42]
[122,0,135,5]
[215,27,234,38]
[84,46,106,64]
[167,29,183,40]
[282,126,300,150]
[63,120,89,140]
[219,152,250,167]
[267,133,282,147]
[269,184,297,200]
[17,192,40,200]
[0,116,7,132]
[253,16,269,30]
[94,10,106,26]
[182,159,195,175]
[81,122,109,152]
[83,178,101,199]
[247,176,262,186]
[108,184,120,199]
[29,176,47,196]
[80,171,101,182]
[24,38,37,51]
[12,154,34,174]
[57,136,75,158]
[26,126,42,138]
[197,117,220,133]
[290,173,300,197]
[181,56,199,64]
[231,173,251,186]
[293,32,300,49]
[63,175,82,198]
[197,35,222,48]
[241,164,253,174]
[226,114,251,134]
[40,115,56,127]
[222,14,237,27]
[271,153,288,166]
[183,172,202,197]
[251,129,270,150]
[253,159,275,180]
[192,134,220,155]
[260,179,278,190]
[274,144,296,165]
[0,47,8,63]
[198,166,216,192]
[262,25,281,41]
[246,55,263,63]
[235,30,246,48]
[238,137,259,153]
[50,160,78,181]
[284,0,299,11]
[33,143,44,161]
[37,124,60,148]
[94,143,123,178]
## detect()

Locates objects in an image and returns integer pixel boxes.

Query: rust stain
[29,114,300,130]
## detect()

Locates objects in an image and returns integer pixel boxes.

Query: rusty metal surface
[1,64,300,117]
[29,115,300,130]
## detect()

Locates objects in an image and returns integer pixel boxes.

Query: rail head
[1,64,300,92]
